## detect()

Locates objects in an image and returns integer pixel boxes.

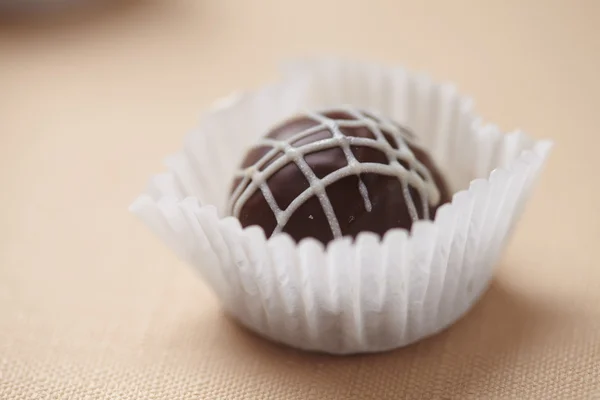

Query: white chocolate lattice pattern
[228,107,442,239]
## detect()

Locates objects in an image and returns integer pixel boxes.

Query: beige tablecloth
[1,1,599,398]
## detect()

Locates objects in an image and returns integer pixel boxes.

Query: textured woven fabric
[1,0,599,398]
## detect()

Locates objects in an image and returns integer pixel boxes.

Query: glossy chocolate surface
[229,109,451,244]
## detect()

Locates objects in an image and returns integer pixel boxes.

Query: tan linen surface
[1,0,599,398]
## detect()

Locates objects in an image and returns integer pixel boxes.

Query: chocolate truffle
[228,107,451,244]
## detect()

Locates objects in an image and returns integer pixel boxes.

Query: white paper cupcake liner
[130,59,553,354]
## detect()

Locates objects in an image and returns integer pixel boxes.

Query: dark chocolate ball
[228,108,451,244]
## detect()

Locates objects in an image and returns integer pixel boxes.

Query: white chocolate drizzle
[228,107,441,238]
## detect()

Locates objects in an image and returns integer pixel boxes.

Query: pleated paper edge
[129,59,554,354]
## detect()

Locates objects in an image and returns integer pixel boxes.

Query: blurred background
[1,1,599,399]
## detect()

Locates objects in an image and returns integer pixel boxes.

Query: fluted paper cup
[130,59,552,354]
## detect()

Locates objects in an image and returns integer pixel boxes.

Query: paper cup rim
[130,126,553,253]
